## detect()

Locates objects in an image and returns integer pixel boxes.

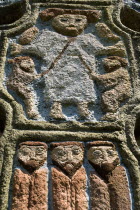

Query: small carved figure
[12,141,48,210]
[87,141,131,210]
[10,9,126,120]
[7,56,40,119]
[50,142,88,210]
[88,56,131,121]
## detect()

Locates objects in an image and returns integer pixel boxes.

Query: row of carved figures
[11,141,131,210]
[7,55,131,121]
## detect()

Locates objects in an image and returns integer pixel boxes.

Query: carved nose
[30,152,36,160]
[69,20,75,26]
[67,152,73,160]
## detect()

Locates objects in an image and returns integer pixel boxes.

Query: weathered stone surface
[50,101,65,119]
[8,9,127,121]
[39,8,101,23]
[18,27,39,45]
[89,56,131,121]
[95,23,120,41]
[12,168,48,210]
[7,56,40,119]
[88,144,120,173]
[90,172,111,210]
[52,167,87,210]
[0,1,140,209]
[52,14,87,37]
[12,169,30,210]
[108,166,131,210]
[51,142,84,176]
[28,168,48,210]
[17,141,47,171]
[87,141,131,209]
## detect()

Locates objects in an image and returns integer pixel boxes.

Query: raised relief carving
[51,142,88,209]
[95,23,120,41]
[8,9,127,121]
[7,56,40,119]
[52,14,87,36]
[88,56,131,121]
[12,142,48,210]
[18,27,39,45]
[87,141,131,210]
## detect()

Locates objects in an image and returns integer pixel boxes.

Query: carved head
[87,141,120,173]
[51,142,84,176]
[8,56,35,73]
[103,56,128,72]
[52,14,87,36]
[17,142,47,172]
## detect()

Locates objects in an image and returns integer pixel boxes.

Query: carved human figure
[10,8,126,120]
[88,56,131,121]
[87,141,131,210]
[50,142,88,210]
[7,56,40,119]
[12,142,48,210]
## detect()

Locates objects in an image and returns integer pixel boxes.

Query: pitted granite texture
[0,1,140,210]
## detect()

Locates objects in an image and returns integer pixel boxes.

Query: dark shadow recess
[120,5,140,32]
[0,104,6,136]
[0,0,26,25]
[134,117,140,147]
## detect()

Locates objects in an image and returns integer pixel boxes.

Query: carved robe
[12,168,47,210]
[52,167,88,210]
[22,30,107,104]
[90,166,131,210]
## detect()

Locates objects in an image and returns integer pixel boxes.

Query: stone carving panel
[87,141,131,210]
[3,8,131,122]
[10,141,131,210]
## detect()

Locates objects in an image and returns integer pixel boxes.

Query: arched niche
[0,0,27,25]
[134,115,140,147]
[120,5,140,32]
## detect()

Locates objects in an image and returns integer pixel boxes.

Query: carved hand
[10,43,23,55]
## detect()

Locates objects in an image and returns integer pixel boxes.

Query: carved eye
[60,18,68,22]
[75,19,82,22]
[72,149,80,155]
[107,150,114,156]
[36,148,44,155]
[92,150,102,157]
[20,148,31,156]
[57,150,66,156]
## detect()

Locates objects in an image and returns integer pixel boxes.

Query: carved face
[51,145,84,176]
[52,14,87,36]
[20,59,35,73]
[87,146,120,172]
[18,145,47,171]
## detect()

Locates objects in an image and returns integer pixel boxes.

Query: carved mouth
[65,163,74,171]
[66,27,77,30]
